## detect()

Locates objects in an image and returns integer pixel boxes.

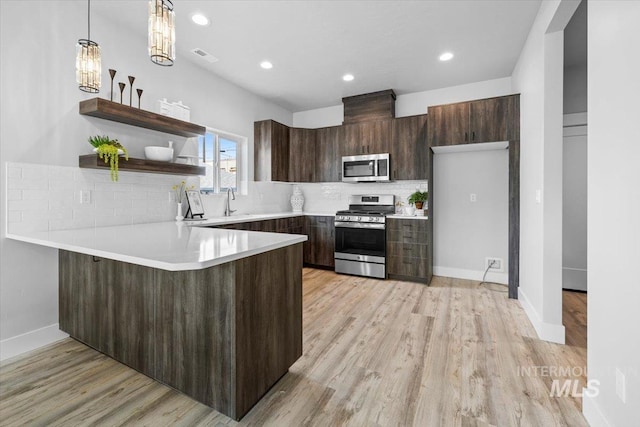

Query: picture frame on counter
[185,190,205,219]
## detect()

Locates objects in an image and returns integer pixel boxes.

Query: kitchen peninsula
[6,222,306,420]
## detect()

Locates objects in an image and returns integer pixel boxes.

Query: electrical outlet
[470,193,477,203]
[616,368,626,403]
[485,257,504,272]
[79,190,91,205]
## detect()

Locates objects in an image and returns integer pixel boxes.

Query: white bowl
[144,146,174,162]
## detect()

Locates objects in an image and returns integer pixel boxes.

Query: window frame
[198,127,246,195]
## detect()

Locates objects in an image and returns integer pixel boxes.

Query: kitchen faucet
[224,188,236,216]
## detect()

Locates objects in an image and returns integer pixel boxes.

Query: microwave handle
[374,159,379,177]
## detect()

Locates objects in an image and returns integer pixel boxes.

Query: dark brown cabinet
[315,126,341,182]
[386,218,432,284]
[339,121,391,156]
[289,128,317,182]
[212,216,334,268]
[428,95,520,146]
[254,120,290,181]
[304,216,335,268]
[390,114,428,180]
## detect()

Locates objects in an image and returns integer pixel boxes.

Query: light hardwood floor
[0,270,587,426]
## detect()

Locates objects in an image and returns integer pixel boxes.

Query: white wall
[510,0,576,344]
[0,0,293,357]
[433,148,509,284]
[292,77,513,128]
[584,2,640,426]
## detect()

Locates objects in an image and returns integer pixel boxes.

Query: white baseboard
[0,324,69,362]
[518,289,565,344]
[583,393,611,427]
[433,266,508,285]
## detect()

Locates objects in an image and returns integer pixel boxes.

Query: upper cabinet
[339,120,391,156]
[254,120,290,182]
[315,126,341,182]
[289,128,317,182]
[428,94,520,146]
[391,114,428,180]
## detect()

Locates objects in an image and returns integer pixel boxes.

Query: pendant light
[76,0,101,93]
[148,0,175,66]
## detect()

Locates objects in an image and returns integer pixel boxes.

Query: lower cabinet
[212,215,334,268]
[304,216,335,268]
[386,218,432,284]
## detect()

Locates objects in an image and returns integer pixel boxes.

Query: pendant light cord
[87,0,91,40]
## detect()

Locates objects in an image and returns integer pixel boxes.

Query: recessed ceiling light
[260,61,273,69]
[343,74,354,82]
[439,52,454,61]
[191,13,209,26]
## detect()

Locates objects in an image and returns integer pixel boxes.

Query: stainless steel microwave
[341,153,390,182]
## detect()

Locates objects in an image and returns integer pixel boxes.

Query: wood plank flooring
[0,270,587,426]
[563,290,587,349]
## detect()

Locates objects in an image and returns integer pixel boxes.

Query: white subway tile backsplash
[6,189,22,201]
[21,189,50,200]
[7,211,22,223]
[7,166,22,179]
[8,199,48,212]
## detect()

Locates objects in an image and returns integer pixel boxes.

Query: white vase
[175,202,184,221]
[290,186,304,212]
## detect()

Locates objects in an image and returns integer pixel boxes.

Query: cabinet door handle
[472,131,476,141]
[464,132,468,142]
[92,256,101,262]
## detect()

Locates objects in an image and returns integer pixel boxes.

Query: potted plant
[88,135,128,182]
[408,190,428,210]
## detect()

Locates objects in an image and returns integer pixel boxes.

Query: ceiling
[93,0,542,112]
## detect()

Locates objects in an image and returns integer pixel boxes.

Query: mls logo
[550,379,600,397]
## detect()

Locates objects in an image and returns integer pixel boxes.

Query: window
[197,129,242,193]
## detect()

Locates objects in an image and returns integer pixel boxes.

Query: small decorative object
[118,82,126,104]
[148,0,175,66]
[176,201,183,221]
[172,181,196,221]
[290,185,305,212]
[185,189,205,219]
[128,75,135,106]
[415,209,425,217]
[157,98,172,115]
[403,205,416,216]
[137,88,143,108]
[408,190,428,210]
[109,69,116,101]
[177,138,199,165]
[395,201,404,215]
[88,135,128,182]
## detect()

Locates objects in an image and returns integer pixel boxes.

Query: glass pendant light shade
[148,0,175,66]
[76,0,101,93]
[76,39,101,93]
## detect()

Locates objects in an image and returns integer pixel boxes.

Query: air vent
[190,48,218,63]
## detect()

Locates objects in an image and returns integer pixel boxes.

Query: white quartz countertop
[6,222,307,271]
[183,211,333,227]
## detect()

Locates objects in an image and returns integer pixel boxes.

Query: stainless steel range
[334,194,395,279]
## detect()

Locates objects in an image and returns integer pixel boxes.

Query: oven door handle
[335,221,385,230]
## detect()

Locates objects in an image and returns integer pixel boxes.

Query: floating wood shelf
[79,155,206,176]
[79,98,206,137]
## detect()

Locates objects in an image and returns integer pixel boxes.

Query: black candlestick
[109,69,116,101]
[128,76,135,106]
[118,82,126,104]
[137,89,143,109]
